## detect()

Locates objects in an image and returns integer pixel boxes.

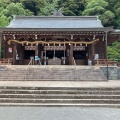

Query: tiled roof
[7,16,104,29]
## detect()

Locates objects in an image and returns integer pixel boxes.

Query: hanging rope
[7,39,99,45]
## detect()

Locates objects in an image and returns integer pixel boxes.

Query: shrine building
[0,13,120,65]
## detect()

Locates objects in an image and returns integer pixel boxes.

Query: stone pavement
[0,80,120,88]
[0,107,120,120]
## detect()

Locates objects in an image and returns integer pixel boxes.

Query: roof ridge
[14,15,98,20]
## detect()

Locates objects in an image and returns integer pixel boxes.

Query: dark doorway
[24,50,35,59]
[46,50,65,59]
[73,51,86,60]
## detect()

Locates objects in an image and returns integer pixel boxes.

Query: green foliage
[1,3,26,17]
[38,0,58,16]
[100,10,115,26]
[108,41,120,61]
[57,0,85,16]
[0,14,9,27]
[20,0,46,15]
[85,0,108,9]
[83,0,120,28]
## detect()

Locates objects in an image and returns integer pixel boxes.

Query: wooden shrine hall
[0,13,120,65]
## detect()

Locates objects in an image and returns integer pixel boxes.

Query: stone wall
[117,67,120,79]
[0,66,7,71]
[100,66,120,80]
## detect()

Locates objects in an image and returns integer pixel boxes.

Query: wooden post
[13,43,17,65]
[19,44,24,65]
[69,44,73,65]
[85,45,88,65]
[66,44,73,65]
[35,45,38,65]
[91,43,95,65]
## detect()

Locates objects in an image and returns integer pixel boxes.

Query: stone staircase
[0,86,120,107]
[0,65,107,81]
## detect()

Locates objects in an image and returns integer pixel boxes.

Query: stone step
[0,98,120,104]
[0,103,120,107]
[0,86,120,90]
[1,90,120,95]
[0,65,107,81]
[0,79,107,81]
[0,94,120,99]
[0,85,119,107]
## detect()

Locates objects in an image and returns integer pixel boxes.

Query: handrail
[25,58,34,81]
[73,57,77,80]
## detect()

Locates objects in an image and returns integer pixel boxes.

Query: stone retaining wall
[100,66,120,80]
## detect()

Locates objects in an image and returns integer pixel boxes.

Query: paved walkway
[0,107,120,120]
[0,80,120,88]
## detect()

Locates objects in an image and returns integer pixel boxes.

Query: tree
[20,0,46,15]
[100,10,115,26]
[82,0,117,27]
[0,14,9,27]
[38,0,58,16]
[2,3,26,17]
[1,2,33,21]
[56,0,85,16]
[108,41,120,61]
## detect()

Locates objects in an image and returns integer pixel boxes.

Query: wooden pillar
[13,43,17,65]
[85,45,89,65]
[66,44,73,65]
[87,44,91,59]
[91,43,95,65]
[19,44,24,65]
[38,44,44,59]
[38,44,44,65]
[35,45,38,65]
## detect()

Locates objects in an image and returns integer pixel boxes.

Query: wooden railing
[95,59,117,66]
[0,58,13,65]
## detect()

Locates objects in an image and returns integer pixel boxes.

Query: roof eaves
[1,27,114,32]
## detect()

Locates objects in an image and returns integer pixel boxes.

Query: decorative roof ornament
[51,8,64,16]
[97,15,100,21]
[12,15,16,21]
